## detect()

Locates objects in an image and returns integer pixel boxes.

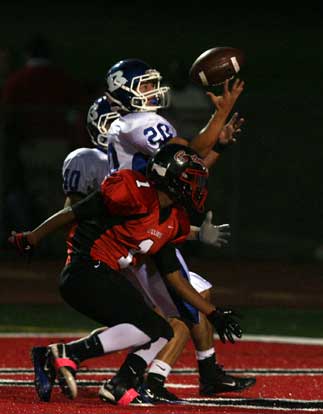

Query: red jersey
[1,62,87,145]
[67,169,190,270]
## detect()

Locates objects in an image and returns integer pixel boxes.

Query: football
[189,47,245,87]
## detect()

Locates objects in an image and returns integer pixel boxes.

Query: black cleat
[99,377,141,406]
[31,346,56,402]
[139,383,182,404]
[145,372,182,403]
[200,364,256,396]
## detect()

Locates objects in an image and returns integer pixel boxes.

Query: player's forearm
[28,207,76,245]
[165,270,215,315]
[189,110,230,158]
[202,150,220,168]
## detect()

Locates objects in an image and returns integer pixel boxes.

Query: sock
[195,348,215,361]
[148,359,172,379]
[98,324,151,353]
[147,360,171,391]
[66,331,104,363]
[134,337,168,366]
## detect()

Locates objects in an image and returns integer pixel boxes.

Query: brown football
[189,47,245,87]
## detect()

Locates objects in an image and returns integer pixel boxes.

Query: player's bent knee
[159,318,174,342]
[140,310,174,343]
[169,317,190,339]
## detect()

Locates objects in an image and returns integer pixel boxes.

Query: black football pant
[59,257,173,342]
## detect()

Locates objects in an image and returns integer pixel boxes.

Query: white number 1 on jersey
[118,239,154,268]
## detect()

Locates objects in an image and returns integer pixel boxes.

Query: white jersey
[106,112,177,174]
[62,147,108,195]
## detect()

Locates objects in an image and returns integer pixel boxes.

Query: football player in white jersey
[62,96,120,205]
[104,58,255,400]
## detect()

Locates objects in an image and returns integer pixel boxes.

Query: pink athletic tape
[117,388,139,406]
[54,357,77,371]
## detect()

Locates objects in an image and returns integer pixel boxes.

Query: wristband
[212,141,227,153]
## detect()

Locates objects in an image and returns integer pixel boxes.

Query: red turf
[0,336,322,414]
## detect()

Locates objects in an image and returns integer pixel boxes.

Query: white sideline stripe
[1,332,323,345]
[2,371,322,377]
[0,379,198,388]
[242,334,323,345]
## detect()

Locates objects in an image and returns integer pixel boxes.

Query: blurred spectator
[1,34,88,254]
[1,33,88,147]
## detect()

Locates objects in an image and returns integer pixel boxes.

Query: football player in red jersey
[9,144,242,406]
[104,58,255,401]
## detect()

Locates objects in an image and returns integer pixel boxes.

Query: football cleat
[48,343,79,399]
[138,383,182,404]
[31,346,56,402]
[200,364,256,396]
[99,378,141,406]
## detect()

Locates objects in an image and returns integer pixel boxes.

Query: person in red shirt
[9,144,242,406]
[1,34,88,242]
[1,33,87,145]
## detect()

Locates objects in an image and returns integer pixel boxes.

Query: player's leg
[145,316,190,402]
[143,249,256,397]
[124,260,193,402]
[188,276,256,395]
[34,259,173,405]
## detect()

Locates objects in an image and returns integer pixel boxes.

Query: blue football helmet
[87,96,120,149]
[105,59,170,112]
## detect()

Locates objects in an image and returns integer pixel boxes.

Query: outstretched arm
[165,269,242,343]
[152,244,242,343]
[188,78,244,158]
[9,206,76,248]
[9,190,105,249]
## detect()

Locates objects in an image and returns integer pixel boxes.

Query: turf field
[1,333,323,413]
[1,258,322,413]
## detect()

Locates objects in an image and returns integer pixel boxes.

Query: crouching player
[9,144,243,406]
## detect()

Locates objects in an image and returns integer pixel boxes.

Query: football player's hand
[219,112,244,146]
[207,308,242,344]
[206,79,245,114]
[8,231,33,261]
[199,211,230,247]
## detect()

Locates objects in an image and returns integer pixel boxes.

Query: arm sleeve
[71,191,107,221]
[100,172,148,216]
[152,244,181,277]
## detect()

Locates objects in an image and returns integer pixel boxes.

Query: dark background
[1,2,323,264]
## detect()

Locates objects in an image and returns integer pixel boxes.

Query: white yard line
[1,332,323,345]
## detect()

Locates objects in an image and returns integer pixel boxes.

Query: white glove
[198,211,231,247]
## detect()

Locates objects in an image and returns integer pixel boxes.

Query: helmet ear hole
[105,59,170,112]
[147,144,208,212]
[87,96,119,149]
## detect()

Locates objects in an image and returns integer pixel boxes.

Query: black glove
[8,231,33,261]
[207,308,242,344]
